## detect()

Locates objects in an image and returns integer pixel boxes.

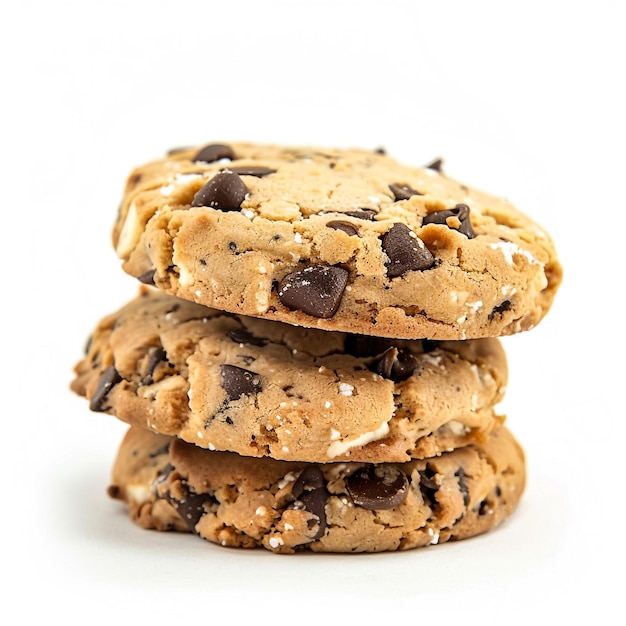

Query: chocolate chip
[191,171,248,211]
[369,347,419,382]
[141,346,167,385]
[225,166,276,177]
[381,223,434,277]
[422,203,476,238]
[344,334,393,358]
[478,498,492,516]
[90,366,122,412]
[418,466,439,510]
[344,209,376,220]
[489,300,512,319]
[176,492,213,530]
[192,143,235,163]
[158,473,215,532]
[389,183,423,201]
[293,466,325,494]
[419,466,438,490]
[346,465,409,510]
[278,266,349,318]
[228,328,266,347]
[326,221,358,236]
[292,467,328,539]
[455,468,470,506]
[137,269,156,286]
[425,157,443,172]
[220,364,262,401]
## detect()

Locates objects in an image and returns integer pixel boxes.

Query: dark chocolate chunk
[489,300,512,319]
[293,466,325,494]
[345,334,393,358]
[220,364,262,401]
[142,346,167,385]
[278,266,349,318]
[292,467,328,539]
[369,347,419,382]
[418,466,439,510]
[381,223,434,277]
[422,203,476,238]
[224,166,276,177]
[137,269,156,286]
[389,183,423,201]
[191,171,248,211]
[478,498,493,516]
[172,489,213,531]
[425,157,443,172]
[228,328,266,347]
[455,468,470,507]
[326,221,358,236]
[419,466,438,490]
[192,143,236,163]
[346,465,409,510]
[90,366,122,412]
[344,209,376,220]
[157,471,215,533]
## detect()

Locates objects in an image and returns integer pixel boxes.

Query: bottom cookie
[108,426,525,554]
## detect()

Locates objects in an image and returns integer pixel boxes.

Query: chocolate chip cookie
[113,142,562,340]
[71,288,507,463]
[108,425,525,553]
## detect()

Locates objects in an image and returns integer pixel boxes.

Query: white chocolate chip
[326,420,390,458]
[116,201,141,258]
[277,472,297,489]
[490,241,539,266]
[339,382,354,396]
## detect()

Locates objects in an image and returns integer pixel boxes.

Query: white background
[2,0,623,623]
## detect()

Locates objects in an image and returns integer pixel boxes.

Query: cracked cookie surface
[108,425,525,553]
[113,141,562,339]
[71,289,507,463]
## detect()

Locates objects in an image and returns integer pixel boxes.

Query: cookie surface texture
[71,289,508,463]
[113,142,562,339]
[109,425,525,553]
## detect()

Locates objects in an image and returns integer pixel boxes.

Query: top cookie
[113,142,562,339]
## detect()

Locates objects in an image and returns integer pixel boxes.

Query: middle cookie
[71,288,507,463]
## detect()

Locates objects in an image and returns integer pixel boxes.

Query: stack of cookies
[71,142,562,553]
